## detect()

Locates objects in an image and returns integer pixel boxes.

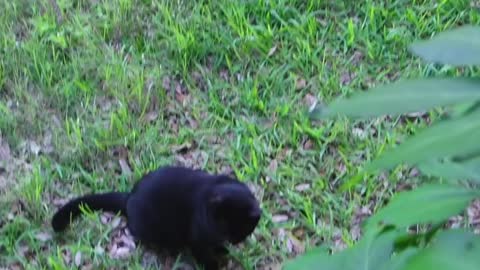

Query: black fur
[51,166,261,270]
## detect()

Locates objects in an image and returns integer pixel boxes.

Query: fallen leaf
[118,159,132,175]
[186,116,198,129]
[340,71,356,86]
[7,262,23,270]
[272,214,289,223]
[74,251,82,267]
[120,234,136,249]
[91,246,103,258]
[144,111,159,123]
[406,111,428,118]
[302,139,314,150]
[267,46,277,57]
[467,199,480,226]
[219,69,229,81]
[0,136,11,161]
[53,197,68,207]
[162,76,171,91]
[295,78,307,90]
[447,215,463,229]
[171,142,193,153]
[304,93,317,111]
[81,263,93,270]
[110,246,131,259]
[287,231,305,254]
[261,263,282,270]
[267,159,278,173]
[101,212,114,224]
[295,183,310,192]
[111,217,122,228]
[35,231,52,242]
[29,141,41,155]
[62,249,72,265]
[17,245,30,257]
[331,229,347,252]
[350,50,364,65]
[352,127,367,140]
[42,131,54,154]
[350,224,361,241]
[246,182,264,203]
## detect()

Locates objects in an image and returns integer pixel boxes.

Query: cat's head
[209,177,262,244]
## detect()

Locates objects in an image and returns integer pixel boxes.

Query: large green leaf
[365,184,480,230]
[401,230,480,270]
[418,159,480,183]
[366,109,480,171]
[409,25,480,66]
[381,248,419,270]
[283,229,399,270]
[310,78,480,120]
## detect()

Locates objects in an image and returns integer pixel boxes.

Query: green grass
[0,0,478,269]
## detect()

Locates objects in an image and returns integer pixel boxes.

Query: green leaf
[283,228,399,270]
[310,78,480,120]
[365,184,480,230]
[418,159,480,183]
[409,25,480,66]
[366,109,480,171]
[381,248,419,270]
[401,230,480,270]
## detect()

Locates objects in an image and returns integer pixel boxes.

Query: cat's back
[125,166,215,246]
[132,166,213,196]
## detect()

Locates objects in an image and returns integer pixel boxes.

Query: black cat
[51,166,262,270]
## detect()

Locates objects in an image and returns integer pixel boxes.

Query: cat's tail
[51,192,129,232]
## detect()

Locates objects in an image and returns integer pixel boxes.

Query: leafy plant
[284,25,480,270]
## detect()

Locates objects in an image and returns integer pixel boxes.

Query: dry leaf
[340,71,355,86]
[187,116,198,129]
[350,50,364,65]
[267,159,278,173]
[332,229,347,252]
[295,78,307,90]
[94,245,104,255]
[295,183,310,192]
[81,263,93,270]
[144,111,159,123]
[262,263,282,270]
[303,139,314,150]
[42,131,54,154]
[447,215,463,229]
[35,231,52,242]
[272,214,289,223]
[111,217,122,228]
[406,111,427,118]
[74,251,82,267]
[171,142,193,153]
[29,141,41,155]
[286,231,305,254]
[119,159,132,175]
[267,46,277,57]
[62,249,72,265]
[467,199,480,226]
[110,246,131,259]
[219,69,229,81]
[0,136,11,161]
[53,197,68,207]
[303,93,317,110]
[162,76,171,91]
[352,127,367,140]
[7,262,23,270]
[101,212,114,224]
